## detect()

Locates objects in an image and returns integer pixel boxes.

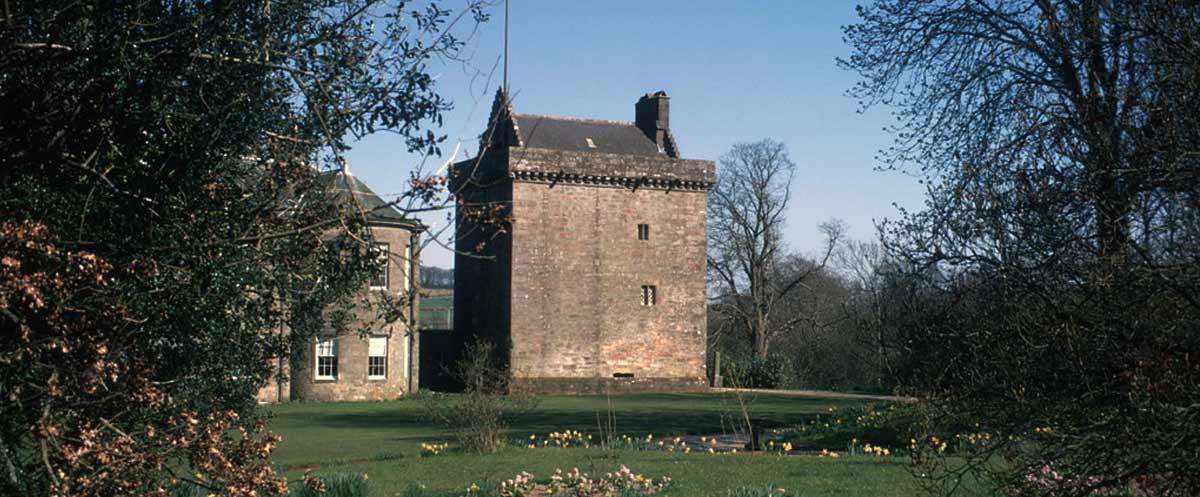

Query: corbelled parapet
[452,147,714,192]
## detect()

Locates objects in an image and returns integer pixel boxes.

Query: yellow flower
[363,473,369,480]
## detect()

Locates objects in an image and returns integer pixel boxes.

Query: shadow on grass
[268,393,856,441]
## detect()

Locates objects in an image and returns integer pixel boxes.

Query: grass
[263,393,922,497]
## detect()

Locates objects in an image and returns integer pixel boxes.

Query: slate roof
[316,170,416,226]
[513,113,663,157]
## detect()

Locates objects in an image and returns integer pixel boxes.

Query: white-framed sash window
[369,242,389,290]
[315,338,338,380]
[367,335,388,379]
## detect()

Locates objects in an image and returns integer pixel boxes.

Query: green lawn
[263,393,922,497]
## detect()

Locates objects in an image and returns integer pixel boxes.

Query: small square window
[637,224,650,241]
[640,285,657,306]
[369,242,389,290]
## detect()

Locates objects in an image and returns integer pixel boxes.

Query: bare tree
[844,1,1200,495]
[707,139,844,358]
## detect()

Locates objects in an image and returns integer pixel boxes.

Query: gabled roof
[512,114,663,157]
[478,88,673,158]
[316,170,419,228]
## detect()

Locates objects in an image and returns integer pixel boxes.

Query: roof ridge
[512,112,636,127]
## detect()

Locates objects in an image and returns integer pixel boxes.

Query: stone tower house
[451,90,715,393]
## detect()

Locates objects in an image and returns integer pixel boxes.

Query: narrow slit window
[367,336,387,379]
[369,242,389,290]
[641,285,657,306]
[637,224,650,241]
[315,338,338,380]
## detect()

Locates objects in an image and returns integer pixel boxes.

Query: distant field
[419,294,453,329]
[263,393,920,497]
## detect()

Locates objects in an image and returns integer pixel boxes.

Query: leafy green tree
[0,1,487,495]
[844,1,1200,496]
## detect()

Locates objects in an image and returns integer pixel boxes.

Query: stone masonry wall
[289,224,418,402]
[507,160,709,392]
[451,145,713,394]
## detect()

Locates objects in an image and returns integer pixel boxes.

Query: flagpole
[503,0,509,93]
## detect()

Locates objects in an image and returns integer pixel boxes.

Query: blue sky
[344,1,926,268]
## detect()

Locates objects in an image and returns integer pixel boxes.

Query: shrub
[425,338,537,453]
[724,355,793,389]
[168,482,208,497]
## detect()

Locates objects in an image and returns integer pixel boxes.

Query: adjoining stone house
[256,170,422,402]
[450,89,715,393]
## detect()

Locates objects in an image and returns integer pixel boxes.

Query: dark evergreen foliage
[0,1,487,495]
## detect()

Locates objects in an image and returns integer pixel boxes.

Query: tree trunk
[752,328,769,358]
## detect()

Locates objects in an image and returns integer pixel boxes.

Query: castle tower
[451,90,714,393]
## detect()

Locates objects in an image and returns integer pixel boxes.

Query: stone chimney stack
[635,91,670,153]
